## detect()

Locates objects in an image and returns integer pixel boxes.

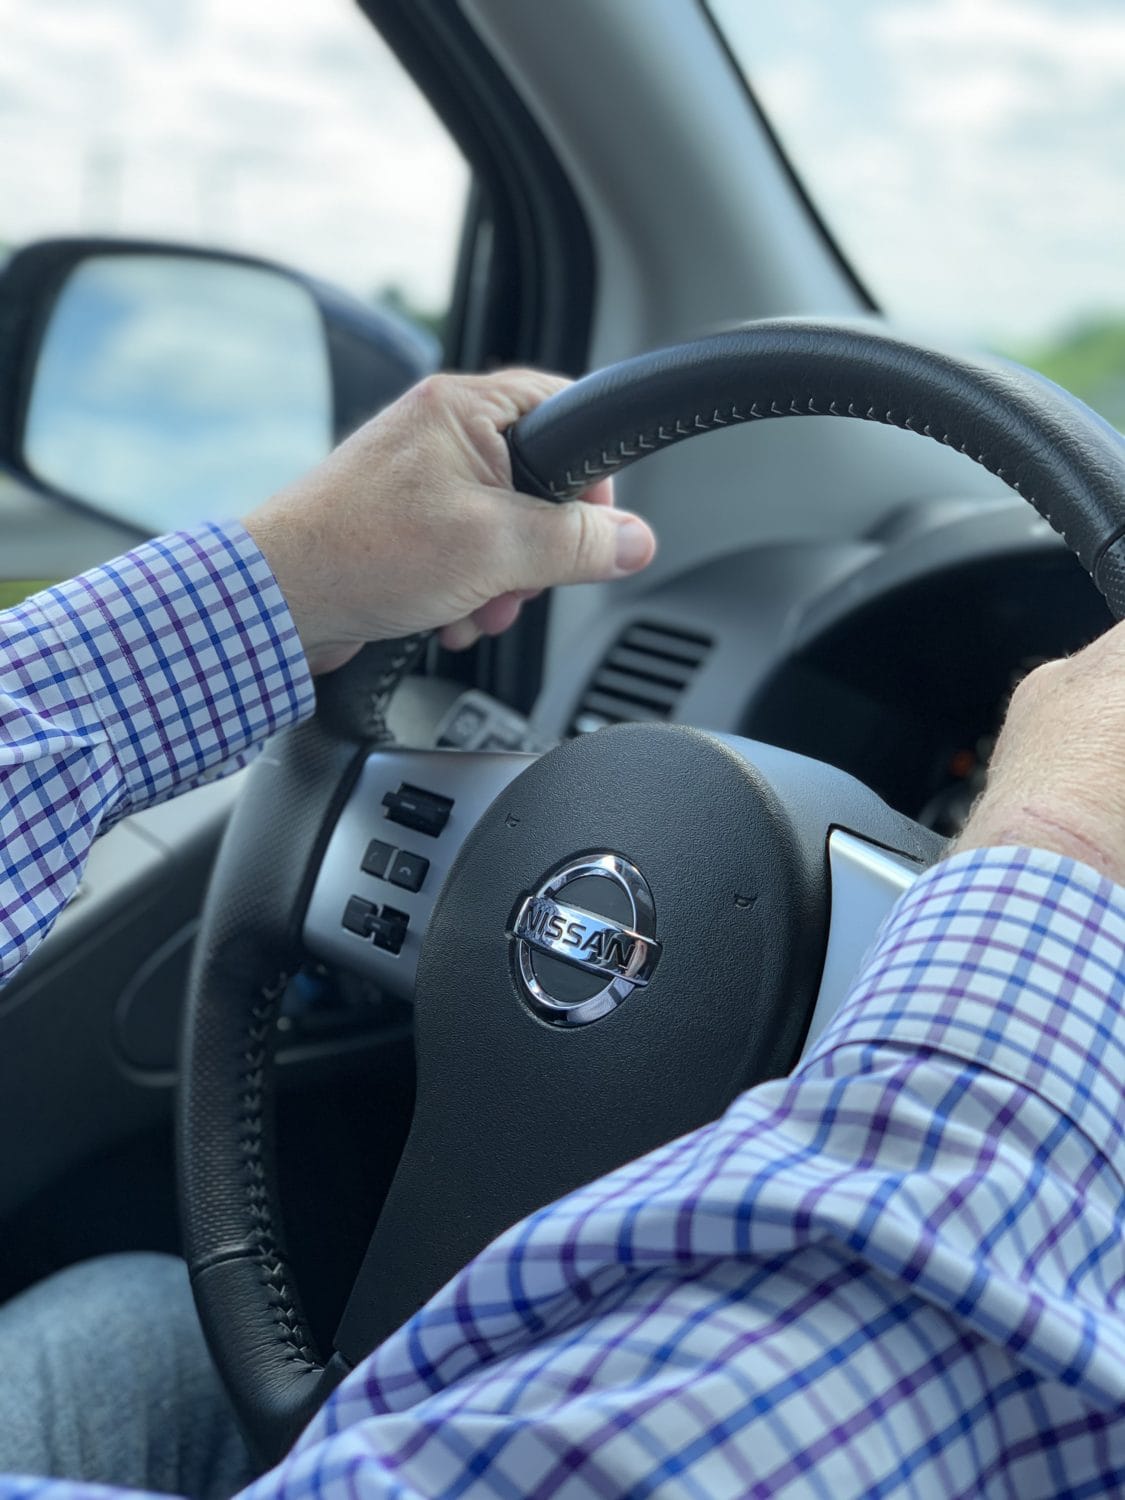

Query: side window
[0,0,469,601]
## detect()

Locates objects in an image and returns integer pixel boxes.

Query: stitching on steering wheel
[358,633,429,744]
[231,633,428,1374]
[544,399,1067,552]
[239,972,318,1369]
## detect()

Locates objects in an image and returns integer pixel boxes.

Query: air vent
[570,620,713,734]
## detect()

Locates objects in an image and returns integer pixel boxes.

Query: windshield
[707,0,1125,428]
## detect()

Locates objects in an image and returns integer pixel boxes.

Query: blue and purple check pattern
[0,524,313,982]
[4,525,1125,1496]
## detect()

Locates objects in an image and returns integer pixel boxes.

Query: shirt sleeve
[0,522,314,984]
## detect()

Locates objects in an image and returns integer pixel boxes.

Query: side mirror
[0,239,439,534]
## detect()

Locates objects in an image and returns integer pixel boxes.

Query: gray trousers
[0,1254,256,1499]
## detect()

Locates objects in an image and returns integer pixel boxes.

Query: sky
[711,0,1125,350]
[26,256,333,528]
[0,0,1121,349]
[0,0,469,314]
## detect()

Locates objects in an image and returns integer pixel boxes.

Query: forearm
[0,524,313,984]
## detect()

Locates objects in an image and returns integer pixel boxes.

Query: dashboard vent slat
[569,620,713,735]
[603,644,695,688]
[621,622,710,665]
[591,667,683,712]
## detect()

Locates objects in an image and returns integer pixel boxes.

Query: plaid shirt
[4,525,1125,1498]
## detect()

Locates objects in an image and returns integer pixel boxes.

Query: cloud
[709,0,1125,347]
[23,251,334,529]
[0,0,468,310]
[4,0,1121,352]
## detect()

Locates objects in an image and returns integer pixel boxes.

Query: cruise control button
[388,850,429,893]
[370,905,409,955]
[361,839,396,878]
[382,783,452,838]
[342,895,376,937]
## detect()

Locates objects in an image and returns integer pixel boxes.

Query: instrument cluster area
[744,548,1112,835]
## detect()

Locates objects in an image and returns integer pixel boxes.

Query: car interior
[1,0,1121,1461]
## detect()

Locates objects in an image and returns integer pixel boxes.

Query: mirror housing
[0,238,439,534]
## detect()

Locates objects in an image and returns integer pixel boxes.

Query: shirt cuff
[803,845,1125,1187]
[11,522,315,815]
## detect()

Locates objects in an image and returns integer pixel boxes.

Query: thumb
[500,495,657,592]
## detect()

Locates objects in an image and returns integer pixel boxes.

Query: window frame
[359,0,598,710]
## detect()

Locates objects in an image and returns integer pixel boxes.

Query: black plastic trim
[358,0,595,374]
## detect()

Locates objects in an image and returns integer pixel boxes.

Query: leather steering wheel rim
[178,318,1125,1465]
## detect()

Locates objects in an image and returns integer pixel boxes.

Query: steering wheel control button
[360,839,396,878]
[304,748,534,1003]
[387,850,429,893]
[342,895,377,937]
[510,854,661,1027]
[370,905,409,955]
[382,783,453,838]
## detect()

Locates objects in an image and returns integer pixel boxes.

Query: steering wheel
[178,319,1125,1463]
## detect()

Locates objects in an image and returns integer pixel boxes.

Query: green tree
[372,282,445,342]
[1010,316,1125,432]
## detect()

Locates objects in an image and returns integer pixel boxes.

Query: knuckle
[424,371,449,402]
[1009,657,1061,707]
[408,372,457,414]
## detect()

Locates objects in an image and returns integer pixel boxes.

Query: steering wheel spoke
[304,749,534,1002]
[804,829,922,1056]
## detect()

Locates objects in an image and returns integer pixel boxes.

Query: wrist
[243,508,354,676]
[953,798,1124,885]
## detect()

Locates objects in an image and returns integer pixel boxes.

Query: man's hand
[243,368,656,674]
[955,621,1125,883]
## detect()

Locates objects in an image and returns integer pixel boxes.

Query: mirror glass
[23,255,332,532]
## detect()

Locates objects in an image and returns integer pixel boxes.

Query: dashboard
[532,495,1113,835]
